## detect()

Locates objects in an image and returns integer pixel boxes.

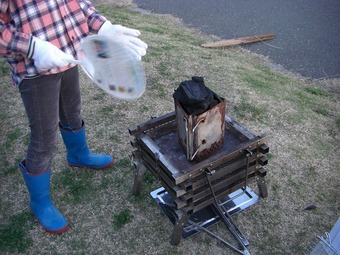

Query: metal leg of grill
[170,210,189,245]
[256,176,268,198]
[132,161,147,196]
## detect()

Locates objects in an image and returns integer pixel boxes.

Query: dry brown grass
[0,3,339,255]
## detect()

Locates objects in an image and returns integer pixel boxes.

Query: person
[0,0,147,234]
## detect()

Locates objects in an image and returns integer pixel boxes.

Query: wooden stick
[201,33,275,48]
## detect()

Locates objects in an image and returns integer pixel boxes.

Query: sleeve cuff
[27,36,35,58]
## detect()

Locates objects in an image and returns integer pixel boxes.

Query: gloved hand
[29,37,74,71]
[98,21,148,60]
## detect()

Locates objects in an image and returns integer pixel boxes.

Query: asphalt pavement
[134,0,340,79]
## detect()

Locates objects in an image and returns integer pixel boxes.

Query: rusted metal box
[174,98,226,161]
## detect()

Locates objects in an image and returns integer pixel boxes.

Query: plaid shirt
[0,0,106,86]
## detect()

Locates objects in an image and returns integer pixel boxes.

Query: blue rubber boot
[19,161,69,234]
[60,122,115,169]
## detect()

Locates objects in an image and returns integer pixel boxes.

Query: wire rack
[306,233,339,255]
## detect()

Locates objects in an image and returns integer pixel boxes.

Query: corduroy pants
[19,66,82,174]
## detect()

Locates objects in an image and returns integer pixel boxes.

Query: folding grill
[129,111,269,254]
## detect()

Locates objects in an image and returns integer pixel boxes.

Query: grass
[304,86,326,96]
[0,212,34,253]
[0,2,339,255]
[113,209,134,230]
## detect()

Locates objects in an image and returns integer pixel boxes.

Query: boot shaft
[59,122,114,169]
[19,161,51,200]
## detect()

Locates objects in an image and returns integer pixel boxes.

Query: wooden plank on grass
[201,33,275,48]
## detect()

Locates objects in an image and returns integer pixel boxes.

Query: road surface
[134,0,340,79]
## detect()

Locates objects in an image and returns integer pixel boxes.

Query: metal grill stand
[129,112,269,254]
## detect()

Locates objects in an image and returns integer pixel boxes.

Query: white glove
[98,21,148,60]
[29,37,74,71]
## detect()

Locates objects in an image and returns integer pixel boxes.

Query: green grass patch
[142,26,166,35]
[0,212,34,253]
[142,171,157,184]
[234,101,268,120]
[56,170,95,205]
[115,157,132,168]
[109,133,122,143]
[236,65,290,95]
[147,45,177,58]
[336,117,340,129]
[313,107,329,116]
[294,90,313,107]
[0,59,9,76]
[4,127,22,149]
[100,105,117,114]
[113,209,133,229]
[2,160,21,176]
[304,86,326,96]
[97,6,135,25]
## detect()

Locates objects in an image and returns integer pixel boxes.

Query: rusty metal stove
[129,112,269,254]
[174,98,226,162]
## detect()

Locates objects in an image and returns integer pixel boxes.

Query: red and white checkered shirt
[0,0,106,86]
